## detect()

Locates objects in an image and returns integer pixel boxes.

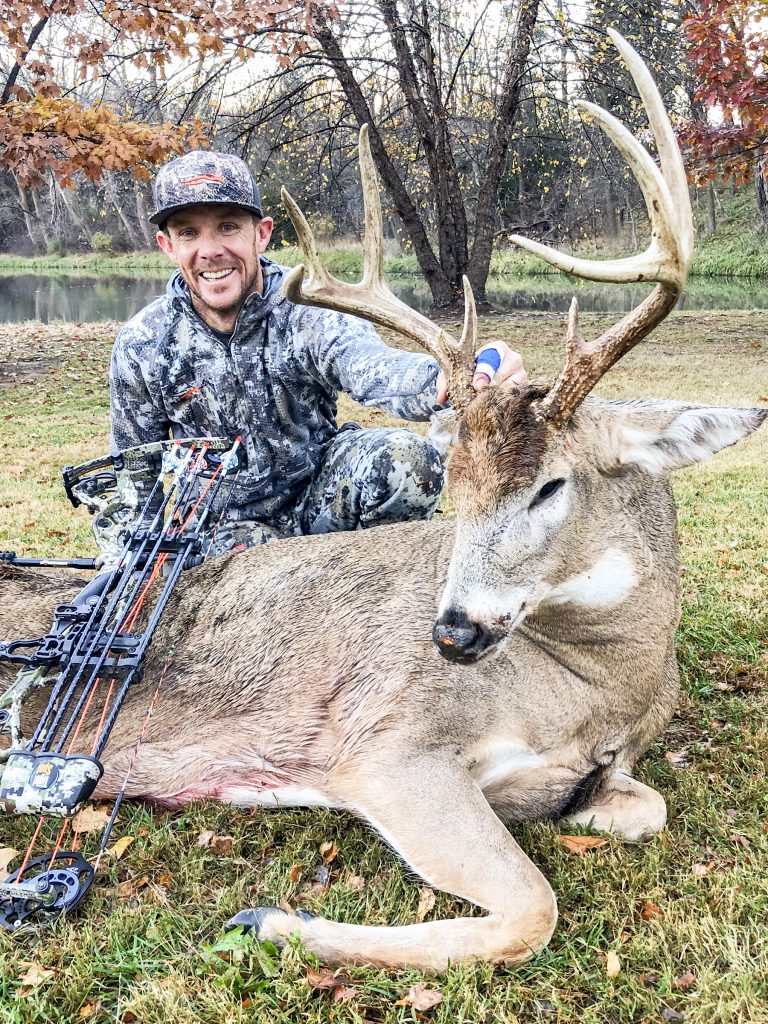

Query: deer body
[7,389,762,970]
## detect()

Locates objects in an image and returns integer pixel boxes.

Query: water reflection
[1,270,768,323]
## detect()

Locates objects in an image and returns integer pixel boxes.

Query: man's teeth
[201,269,233,280]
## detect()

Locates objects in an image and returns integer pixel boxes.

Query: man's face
[157,204,274,329]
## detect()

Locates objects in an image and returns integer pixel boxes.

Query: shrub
[45,238,65,257]
[91,231,114,254]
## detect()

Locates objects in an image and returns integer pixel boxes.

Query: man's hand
[435,342,528,405]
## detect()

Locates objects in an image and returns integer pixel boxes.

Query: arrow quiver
[0,436,242,931]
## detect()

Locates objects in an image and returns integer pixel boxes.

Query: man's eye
[221,223,239,232]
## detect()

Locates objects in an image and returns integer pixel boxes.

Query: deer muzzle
[432,607,498,663]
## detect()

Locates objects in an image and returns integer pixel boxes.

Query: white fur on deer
[3,33,767,971]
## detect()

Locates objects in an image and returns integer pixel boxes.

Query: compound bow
[0,436,242,931]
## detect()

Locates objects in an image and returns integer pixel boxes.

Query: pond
[2,270,768,324]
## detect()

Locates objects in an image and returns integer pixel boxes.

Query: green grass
[0,312,766,1023]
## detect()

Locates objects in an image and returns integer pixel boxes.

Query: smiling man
[109,150,527,555]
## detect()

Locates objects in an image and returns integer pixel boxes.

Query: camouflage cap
[149,150,264,226]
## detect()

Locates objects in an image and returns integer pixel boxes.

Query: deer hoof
[225,906,315,938]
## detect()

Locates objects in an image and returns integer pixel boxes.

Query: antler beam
[511,30,694,425]
[281,125,478,411]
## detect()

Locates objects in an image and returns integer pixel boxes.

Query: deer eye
[531,478,565,507]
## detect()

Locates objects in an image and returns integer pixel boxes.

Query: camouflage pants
[206,425,444,556]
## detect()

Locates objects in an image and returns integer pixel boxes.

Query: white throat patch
[543,547,637,608]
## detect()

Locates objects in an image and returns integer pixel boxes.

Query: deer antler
[511,30,694,426]
[281,124,478,411]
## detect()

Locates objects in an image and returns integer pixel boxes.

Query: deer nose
[432,608,494,663]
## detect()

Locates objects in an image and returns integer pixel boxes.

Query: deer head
[281,31,767,665]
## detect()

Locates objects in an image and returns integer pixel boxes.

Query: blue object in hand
[474,347,502,381]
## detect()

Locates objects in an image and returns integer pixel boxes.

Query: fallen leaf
[416,886,436,922]
[333,986,359,1003]
[306,967,351,992]
[288,864,302,884]
[556,835,608,856]
[196,830,215,848]
[661,1008,685,1021]
[345,874,365,891]
[0,848,18,875]
[691,860,716,877]
[72,804,111,834]
[105,836,134,861]
[209,835,233,856]
[664,749,690,769]
[640,901,665,921]
[395,984,444,1012]
[673,971,696,990]
[319,840,338,865]
[17,962,55,994]
[605,950,621,978]
[78,1001,102,1020]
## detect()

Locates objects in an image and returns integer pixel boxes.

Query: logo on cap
[181,174,226,186]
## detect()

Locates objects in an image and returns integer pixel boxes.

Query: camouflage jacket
[109,258,441,523]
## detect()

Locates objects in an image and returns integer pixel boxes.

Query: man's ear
[587,398,768,473]
[156,231,178,263]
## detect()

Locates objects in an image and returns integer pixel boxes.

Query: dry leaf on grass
[17,962,55,996]
[640,901,665,921]
[345,873,366,891]
[306,967,352,992]
[556,835,608,856]
[416,886,436,922]
[288,864,302,884]
[105,836,134,861]
[0,848,18,874]
[605,951,621,978]
[196,831,233,855]
[395,984,444,1012]
[78,1001,102,1020]
[673,971,696,990]
[319,840,338,865]
[333,986,359,1003]
[691,860,716,877]
[664,749,690,769]
[72,804,111,834]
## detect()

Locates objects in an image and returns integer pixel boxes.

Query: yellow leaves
[0,847,18,874]
[556,834,608,856]
[605,950,621,978]
[72,803,111,834]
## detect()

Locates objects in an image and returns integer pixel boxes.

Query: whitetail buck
[1,32,766,969]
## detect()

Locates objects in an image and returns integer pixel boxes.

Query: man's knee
[363,429,443,522]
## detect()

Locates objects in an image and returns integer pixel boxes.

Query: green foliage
[45,238,65,257]
[90,231,114,254]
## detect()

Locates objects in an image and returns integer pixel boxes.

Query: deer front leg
[563,769,666,842]
[229,754,557,970]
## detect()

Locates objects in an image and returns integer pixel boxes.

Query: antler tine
[281,125,477,411]
[509,31,693,425]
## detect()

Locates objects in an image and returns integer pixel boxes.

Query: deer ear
[595,400,768,473]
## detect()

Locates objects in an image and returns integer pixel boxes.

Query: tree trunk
[59,183,94,245]
[14,179,43,251]
[706,180,717,235]
[311,12,455,307]
[134,182,155,247]
[30,187,53,250]
[104,173,142,248]
[757,155,768,232]
[604,181,620,240]
[467,0,540,302]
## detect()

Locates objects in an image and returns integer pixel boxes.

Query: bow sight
[0,436,242,931]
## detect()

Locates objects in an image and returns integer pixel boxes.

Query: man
[110,150,527,555]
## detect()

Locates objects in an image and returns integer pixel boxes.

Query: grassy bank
[0,311,766,1023]
[2,228,766,281]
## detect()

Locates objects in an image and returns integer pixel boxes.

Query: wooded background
[0,0,766,305]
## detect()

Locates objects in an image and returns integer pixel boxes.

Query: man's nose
[196,231,225,260]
